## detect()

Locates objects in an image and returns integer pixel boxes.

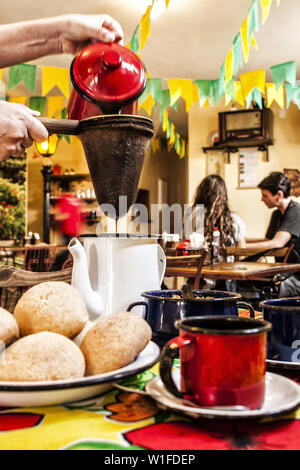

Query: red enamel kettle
[68,42,147,120]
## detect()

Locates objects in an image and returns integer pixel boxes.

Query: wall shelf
[202,140,274,163]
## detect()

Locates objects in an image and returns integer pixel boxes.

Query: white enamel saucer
[145,369,300,420]
[0,341,160,408]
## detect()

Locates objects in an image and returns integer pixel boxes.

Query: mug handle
[127,301,148,320]
[159,336,193,398]
[237,301,256,319]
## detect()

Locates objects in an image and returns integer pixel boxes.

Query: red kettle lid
[71,42,147,111]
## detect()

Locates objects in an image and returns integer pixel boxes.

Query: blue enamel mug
[127,289,255,347]
[260,297,300,364]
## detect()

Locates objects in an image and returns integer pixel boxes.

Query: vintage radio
[218,108,273,145]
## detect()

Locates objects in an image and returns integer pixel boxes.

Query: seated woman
[184,174,246,289]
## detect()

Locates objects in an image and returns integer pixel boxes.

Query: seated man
[244,171,300,297]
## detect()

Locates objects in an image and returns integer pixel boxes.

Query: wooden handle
[38,117,80,136]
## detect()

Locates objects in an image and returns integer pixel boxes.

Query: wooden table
[165,261,300,281]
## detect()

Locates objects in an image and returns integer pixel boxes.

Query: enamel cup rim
[259,297,300,312]
[141,289,242,303]
[175,315,272,336]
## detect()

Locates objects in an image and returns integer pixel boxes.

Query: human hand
[58,14,124,55]
[0,101,48,161]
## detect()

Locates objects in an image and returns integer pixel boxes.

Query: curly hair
[192,174,236,247]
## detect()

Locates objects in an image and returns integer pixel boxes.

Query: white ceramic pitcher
[68,235,166,320]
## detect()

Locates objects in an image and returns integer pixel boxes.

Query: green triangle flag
[225,78,235,100]
[219,62,225,86]
[130,24,140,53]
[247,0,259,42]
[285,83,300,109]
[59,108,70,143]
[212,79,224,105]
[195,80,212,106]
[233,33,243,75]
[246,87,262,109]
[158,89,171,120]
[148,78,163,102]
[270,61,296,89]
[29,96,46,115]
[8,64,37,92]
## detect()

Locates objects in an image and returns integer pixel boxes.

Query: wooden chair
[22,244,57,272]
[164,249,208,289]
[0,265,72,312]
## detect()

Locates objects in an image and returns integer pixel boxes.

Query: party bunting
[266,83,285,108]
[195,80,212,107]
[270,61,296,89]
[240,69,266,100]
[29,96,46,115]
[225,49,234,85]
[8,96,27,105]
[47,96,65,118]
[260,0,273,24]
[247,0,259,42]
[130,24,140,54]
[8,64,37,93]
[140,5,152,50]
[41,67,70,98]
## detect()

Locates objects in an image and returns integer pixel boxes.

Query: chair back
[164,249,208,289]
[0,265,72,312]
[22,244,57,272]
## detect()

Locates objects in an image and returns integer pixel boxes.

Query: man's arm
[0,14,124,68]
[244,230,291,250]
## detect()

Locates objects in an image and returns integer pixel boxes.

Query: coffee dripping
[39,42,154,218]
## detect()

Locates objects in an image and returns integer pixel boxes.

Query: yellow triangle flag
[169,123,175,146]
[42,67,70,98]
[168,79,183,106]
[266,83,284,108]
[162,110,169,132]
[250,34,258,49]
[152,139,160,153]
[260,0,273,24]
[192,83,200,104]
[140,5,151,50]
[240,17,249,63]
[47,96,65,118]
[180,140,186,159]
[8,96,27,105]
[203,97,210,108]
[225,49,234,84]
[0,69,2,82]
[240,70,266,99]
[138,93,155,115]
[225,94,232,106]
[235,81,245,106]
[165,0,170,7]
[180,80,195,112]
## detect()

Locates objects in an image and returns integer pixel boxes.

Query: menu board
[238,148,258,189]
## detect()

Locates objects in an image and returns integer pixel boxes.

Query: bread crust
[80,312,152,375]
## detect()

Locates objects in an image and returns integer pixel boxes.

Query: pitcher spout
[68,238,103,321]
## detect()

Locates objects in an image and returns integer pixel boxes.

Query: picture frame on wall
[206,152,225,179]
[238,148,258,189]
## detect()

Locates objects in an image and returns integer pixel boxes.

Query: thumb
[28,116,49,142]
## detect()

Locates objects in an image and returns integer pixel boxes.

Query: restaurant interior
[1,0,300,452]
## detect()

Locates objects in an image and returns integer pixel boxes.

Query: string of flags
[0,0,298,159]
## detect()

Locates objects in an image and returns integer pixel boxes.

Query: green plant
[0,178,25,242]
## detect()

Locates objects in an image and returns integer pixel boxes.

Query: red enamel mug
[159,316,272,410]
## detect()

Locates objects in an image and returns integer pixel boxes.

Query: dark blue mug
[127,289,255,347]
[260,297,300,364]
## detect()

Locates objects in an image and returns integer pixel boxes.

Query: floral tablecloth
[1,361,300,451]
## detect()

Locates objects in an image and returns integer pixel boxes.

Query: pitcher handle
[237,301,256,319]
[157,244,167,285]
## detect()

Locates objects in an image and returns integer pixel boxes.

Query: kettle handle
[38,117,81,135]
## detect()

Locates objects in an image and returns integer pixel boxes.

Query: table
[165,261,300,281]
[0,361,300,451]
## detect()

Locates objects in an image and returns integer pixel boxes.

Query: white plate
[0,341,160,408]
[267,359,300,371]
[145,369,300,420]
